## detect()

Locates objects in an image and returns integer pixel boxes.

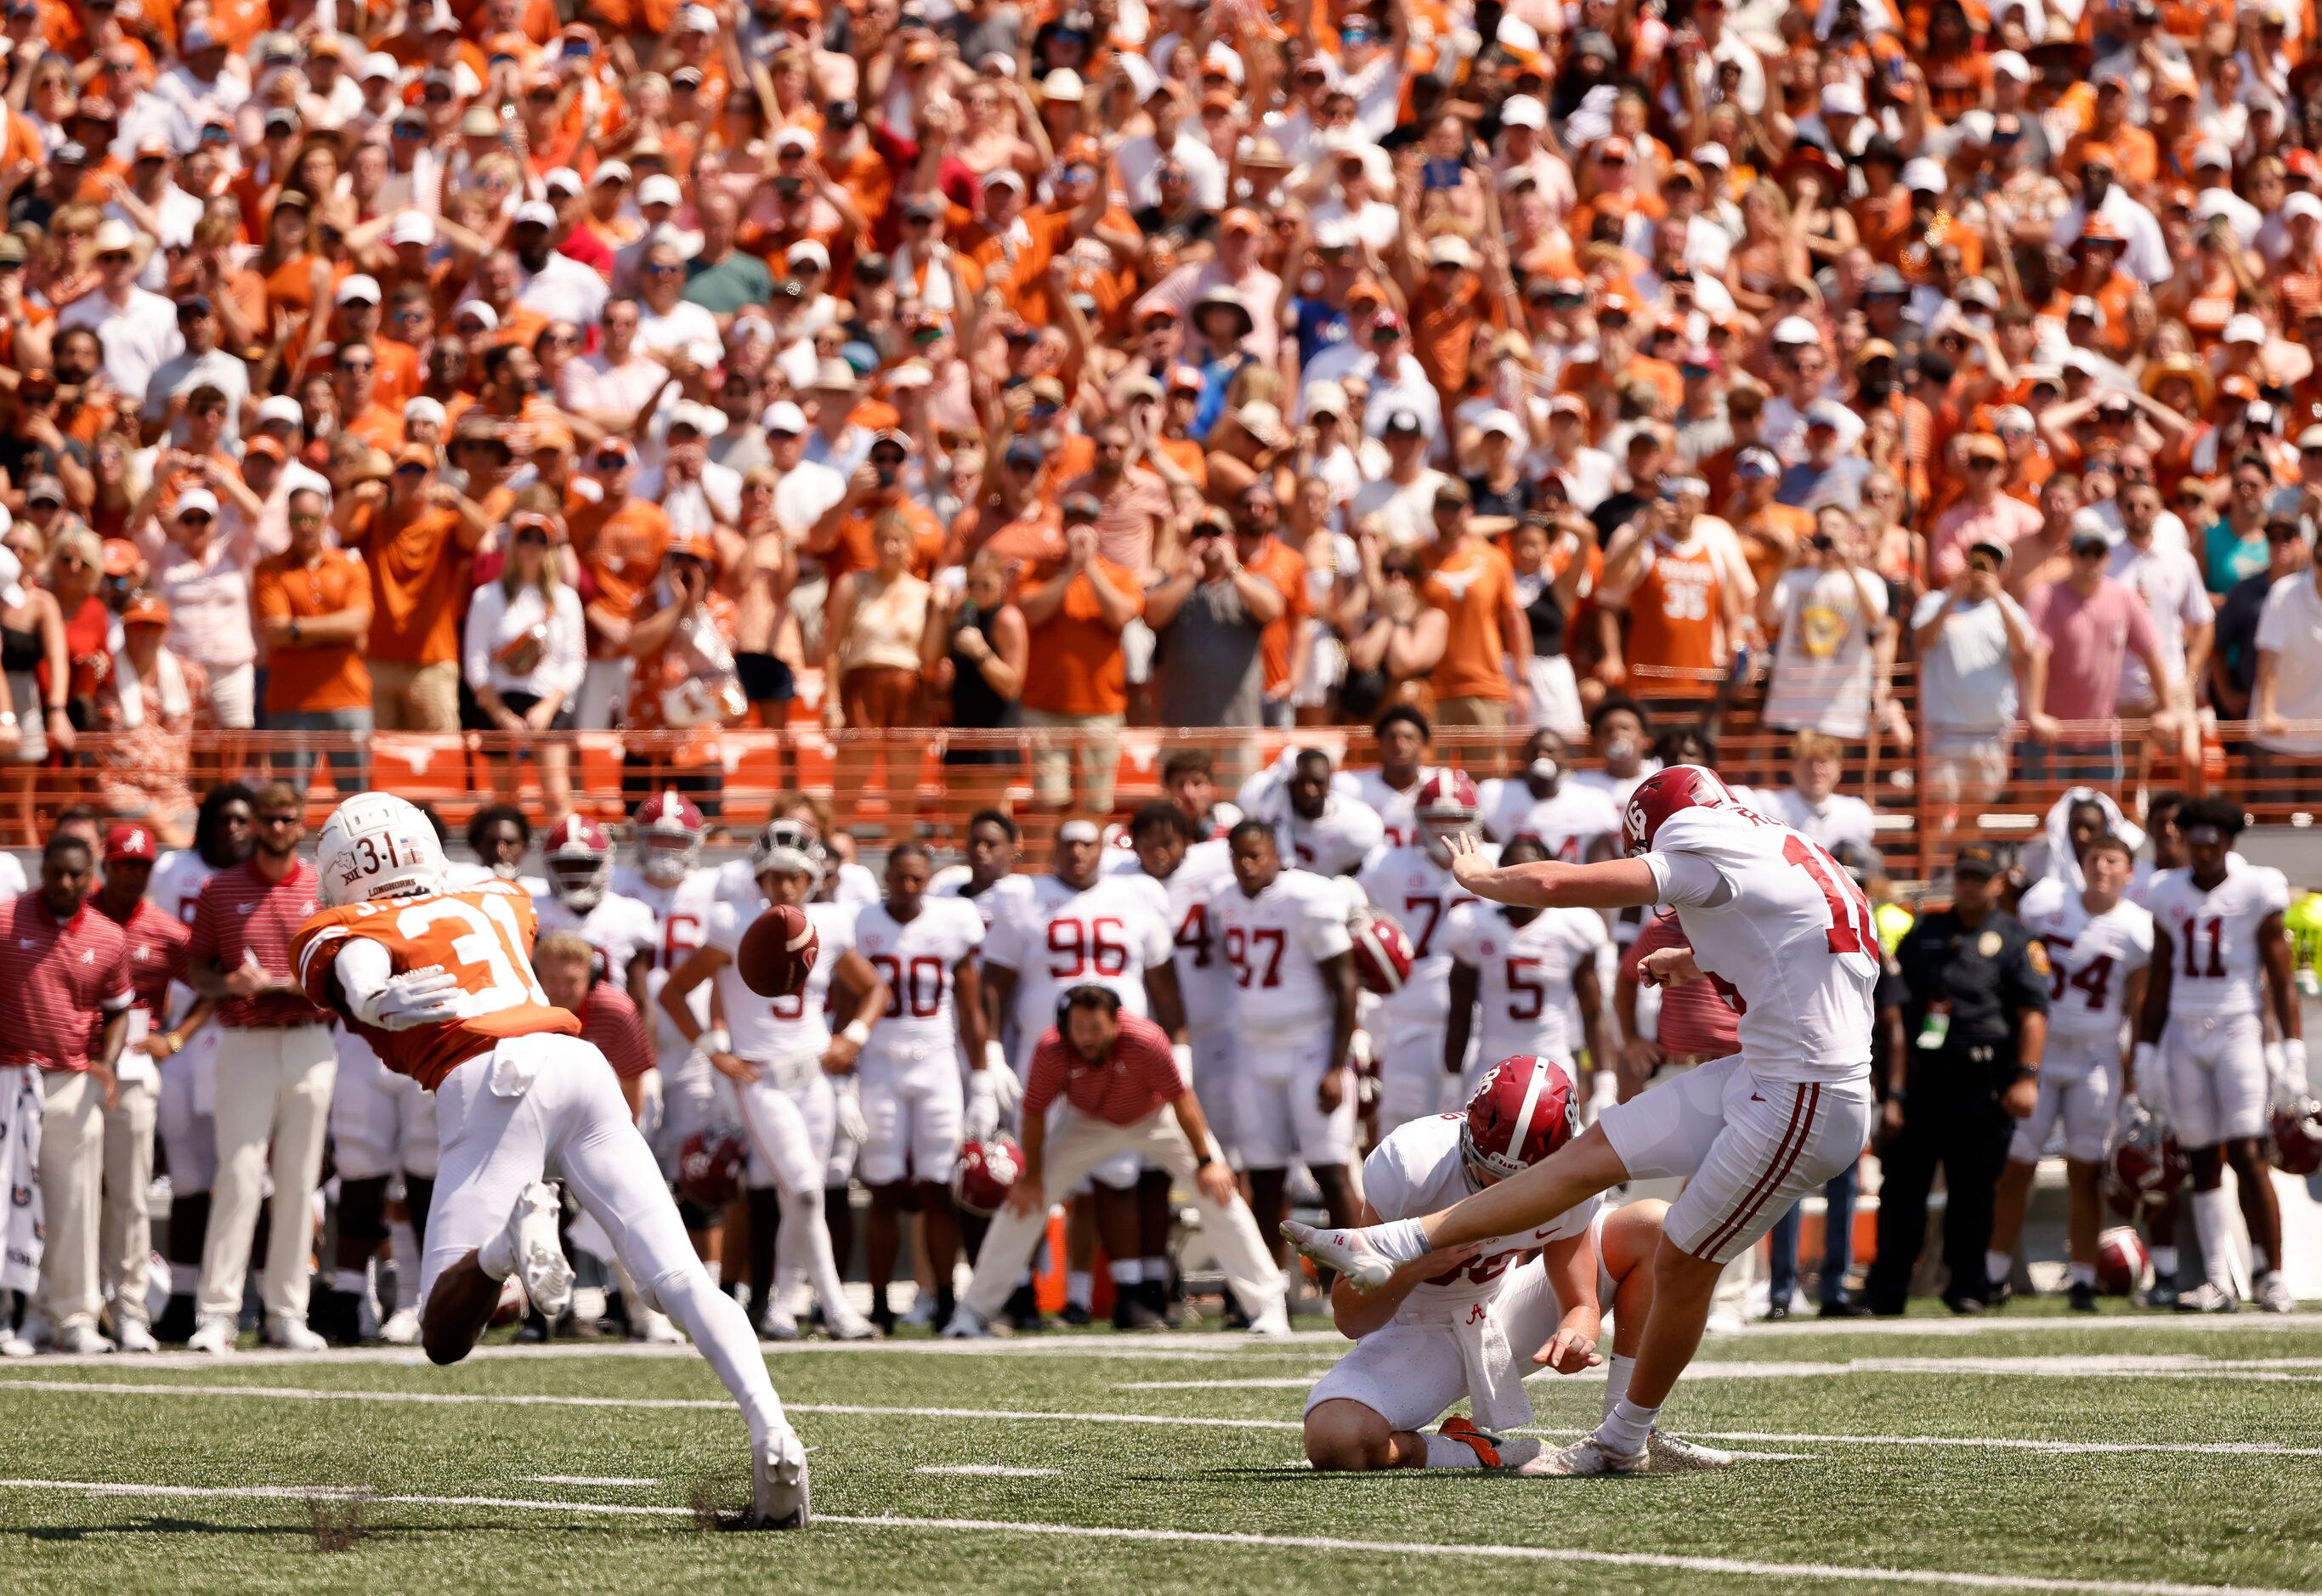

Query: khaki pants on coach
[35,1067,105,1333]
[100,1067,157,1329]
[959,1105,1286,1325]
[198,1025,335,1325]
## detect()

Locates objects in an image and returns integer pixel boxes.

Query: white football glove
[356,968,466,1032]
[2281,1037,2309,1095]
[834,1078,869,1146]
[985,1058,1022,1118]
[962,1078,1000,1144]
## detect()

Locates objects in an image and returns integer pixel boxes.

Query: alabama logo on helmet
[677,1127,747,1210]
[1460,1055,1580,1182]
[1350,908,1415,995]
[952,1137,1023,1217]
[1621,765,1734,856]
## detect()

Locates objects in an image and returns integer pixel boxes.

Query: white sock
[2068,1262,2096,1287]
[1596,1396,1659,1454]
[1368,1217,1433,1265]
[478,1225,517,1281]
[2153,1245,2179,1278]
[781,1189,853,1326]
[2191,1188,2236,1292]
[1067,1270,1093,1310]
[1422,1432,1485,1469]
[1108,1259,1142,1286]
[1600,1354,1636,1423]
[701,1258,722,1289]
[655,1266,788,1444]
[332,1266,367,1298]
[1985,1251,2012,1286]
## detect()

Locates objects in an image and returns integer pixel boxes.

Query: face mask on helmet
[1527,755,1561,790]
[1418,813,1473,868]
[641,839,694,887]
[550,855,608,910]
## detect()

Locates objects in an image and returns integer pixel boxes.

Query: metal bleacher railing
[21,658,2320,879]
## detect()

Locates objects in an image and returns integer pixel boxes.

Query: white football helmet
[750,818,826,887]
[543,816,615,910]
[317,795,450,907]
[633,789,708,886]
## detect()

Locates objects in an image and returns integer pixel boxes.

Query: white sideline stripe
[1115,1354,2322,1391]
[0,1480,2313,1595]
[915,1464,1060,1477]
[524,1474,659,1486]
[6,1378,2321,1457]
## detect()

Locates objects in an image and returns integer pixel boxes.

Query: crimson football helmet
[1350,908,1415,995]
[1621,764,1736,857]
[1413,768,1481,867]
[2094,1225,2152,1297]
[543,815,614,910]
[634,789,709,886]
[1460,1055,1582,1183]
[2272,1094,2322,1176]
[952,1137,1023,1217]
[677,1127,746,1209]
[2106,1097,2189,1219]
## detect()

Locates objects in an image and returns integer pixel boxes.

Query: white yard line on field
[0,1480,2311,1596]
[1116,1353,2322,1391]
[915,1464,1062,1477]
[523,1474,660,1486]
[4,1378,2321,1457]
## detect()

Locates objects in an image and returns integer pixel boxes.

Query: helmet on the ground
[317,794,450,907]
[1622,764,1735,857]
[2095,1226,2152,1296]
[543,816,615,911]
[634,789,709,886]
[1460,1055,1581,1183]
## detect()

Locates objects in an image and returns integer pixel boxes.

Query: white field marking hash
[6,1378,2322,1457]
[522,1474,660,1486]
[915,1464,1062,1477]
[0,1483,2310,1596]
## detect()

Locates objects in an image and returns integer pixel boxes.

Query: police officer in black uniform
[1866,844,2051,1315]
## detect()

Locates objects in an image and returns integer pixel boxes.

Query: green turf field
[1,1305,2319,1595]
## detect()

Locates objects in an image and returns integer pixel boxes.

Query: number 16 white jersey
[983,874,1171,1072]
[2014,880,2153,1042]
[1642,806,1878,1084]
[2144,864,2290,1020]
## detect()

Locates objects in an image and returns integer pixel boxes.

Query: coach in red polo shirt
[946,988,1287,1338]
[535,931,655,1119]
[92,823,191,1354]
[184,781,333,1355]
[0,832,135,1357]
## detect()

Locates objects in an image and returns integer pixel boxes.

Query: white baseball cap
[359,51,399,81]
[638,174,682,207]
[257,394,305,427]
[1820,82,1866,116]
[174,488,220,519]
[1990,49,2030,81]
[404,396,447,428]
[2223,313,2267,345]
[513,199,558,229]
[762,399,809,434]
[1901,157,1948,193]
[1500,95,1546,130]
[333,274,381,305]
[1771,314,1820,346]
[451,299,498,330]
[388,210,435,246]
[543,167,583,195]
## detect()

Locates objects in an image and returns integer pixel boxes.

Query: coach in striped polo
[0,831,136,1356]
[184,782,335,1354]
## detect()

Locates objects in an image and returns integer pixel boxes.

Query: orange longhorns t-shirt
[1419,535,1518,702]
[1625,534,1723,700]
[347,505,472,666]
[292,885,580,1089]
[252,549,373,714]
[1017,554,1144,718]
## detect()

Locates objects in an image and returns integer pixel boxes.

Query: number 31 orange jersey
[292,884,582,1089]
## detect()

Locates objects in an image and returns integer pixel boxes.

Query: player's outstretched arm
[1327,1197,1482,1339]
[1442,831,1660,910]
[1412,1123,1632,1255]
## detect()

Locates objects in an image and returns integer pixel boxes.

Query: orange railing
[20,710,2322,880]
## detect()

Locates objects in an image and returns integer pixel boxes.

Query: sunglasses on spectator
[423,84,452,101]
[870,448,908,466]
[394,462,428,477]
[514,528,551,545]
[338,357,374,372]
[1967,457,2001,471]
[643,262,682,275]
[593,450,627,467]
[257,812,301,828]
[98,250,132,265]
[290,511,326,527]
[178,511,213,524]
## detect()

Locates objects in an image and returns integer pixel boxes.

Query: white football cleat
[759,1310,801,1342]
[825,1311,880,1342]
[940,1305,990,1338]
[2256,1271,2298,1315]
[490,1183,573,1322]
[1647,1431,1736,1472]
[0,1333,33,1359]
[900,1294,938,1328]
[750,1429,810,1529]
[378,1307,422,1346]
[1244,1305,1293,1336]
[264,1316,328,1352]
[185,1316,236,1355]
[112,1319,159,1355]
[1278,1221,1396,1293]
[2175,1281,2239,1315]
[53,1322,115,1355]
[1514,1435,1651,1477]
[634,1307,685,1344]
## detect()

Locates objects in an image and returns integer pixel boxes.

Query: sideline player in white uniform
[145,783,245,1344]
[1443,835,1617,1099]
[1210,821,1362,1271]
[851,842,998,1334]
[2137,798,2302,1314]
[292,795,807,1528]
[1288,767,1878,1475]
[532,818,658,994]
[932,808,1039,933]
[983,818,1184,1325]
[1303,1056,1730,1474]
[1251,748,1385,876]
[1355,771,1491,1133]
[445,805,550,897]
[1988,832,2151,1311]
[1476,729,1623,860]
[661,824,885,1339]
[1346,707,1437,848]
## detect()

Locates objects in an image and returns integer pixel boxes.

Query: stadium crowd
[0,0,2320,1356]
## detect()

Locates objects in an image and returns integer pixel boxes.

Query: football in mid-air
[737,903,818,998]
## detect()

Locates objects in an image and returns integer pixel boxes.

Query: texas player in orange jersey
[291,793,808,1530]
